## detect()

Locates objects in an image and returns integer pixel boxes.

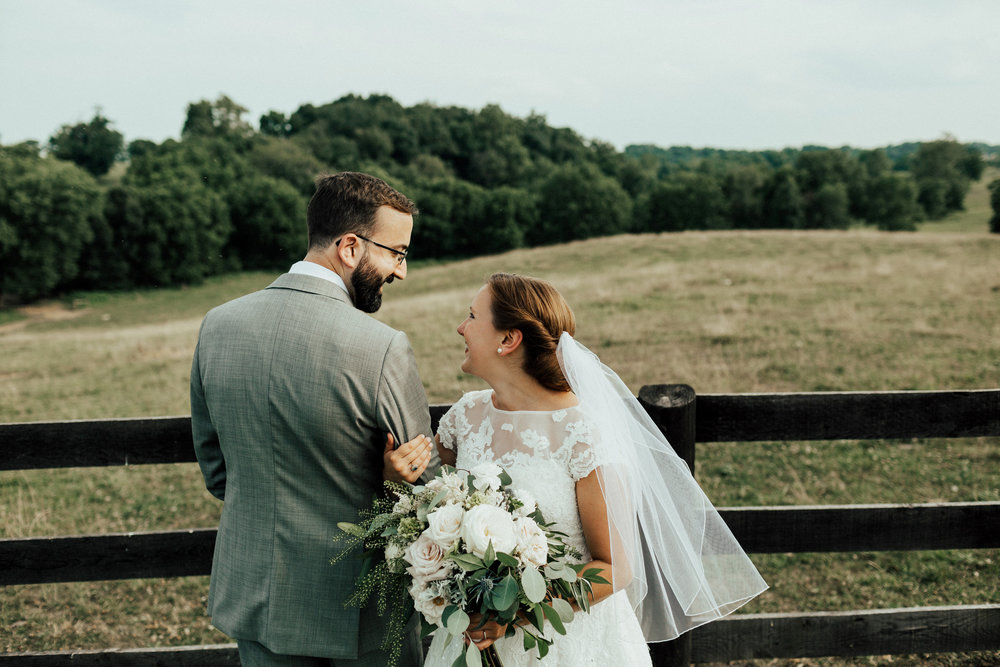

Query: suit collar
[267,273,352,304]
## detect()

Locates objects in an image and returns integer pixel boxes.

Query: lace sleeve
[564,417,604,482]
[437,403,459,452]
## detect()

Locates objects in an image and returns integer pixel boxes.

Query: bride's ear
[502,329,523,354]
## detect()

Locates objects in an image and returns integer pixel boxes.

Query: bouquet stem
[482,644,504,667]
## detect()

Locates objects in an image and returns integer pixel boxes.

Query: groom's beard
[351,253,389,313]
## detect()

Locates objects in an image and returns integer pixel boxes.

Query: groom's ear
[334,234,363,269]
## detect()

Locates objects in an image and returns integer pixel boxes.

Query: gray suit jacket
[190,272,432,659]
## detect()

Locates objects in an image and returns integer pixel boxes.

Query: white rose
[470,462,503,492]
[461,504,516,558]
[410,579,449,626]
[513,517,548,567]
[404,532,448,582]
[512,488,536,518]
[426,504,465,549]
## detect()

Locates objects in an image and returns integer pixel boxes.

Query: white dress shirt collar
[288,260,350,297]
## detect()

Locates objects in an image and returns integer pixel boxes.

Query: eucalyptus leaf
[540,603,567,635]
[550,597,575,623]
[465,641,482,667]
[490,574,519,611]
[445,607,470,637]
[523,630,537,651]
[521,566,546,603]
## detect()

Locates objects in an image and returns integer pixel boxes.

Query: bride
[422,273,767,666]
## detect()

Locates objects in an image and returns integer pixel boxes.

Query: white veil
[556,332,768,641]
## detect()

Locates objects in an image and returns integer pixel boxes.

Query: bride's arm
[434,433,457,467]
[574,467,632,607]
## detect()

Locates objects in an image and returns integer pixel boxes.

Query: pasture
[1,223,998,665]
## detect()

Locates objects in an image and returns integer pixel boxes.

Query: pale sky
[2,0,998,151]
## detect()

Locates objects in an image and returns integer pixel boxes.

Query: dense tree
[259,110,292,138]
[865,174,921,231]
[531,163,632,245]
[48,113,123,176]
[226,174,306,269]
[640,172,729,232]
[723,165,767,229]
[0,150,101,303]
[247,136,328,195]
[911,139,980,218]
[103,179,230,286]
[762,167,805,229]
[805,182,850,229]
[182,95,254,142]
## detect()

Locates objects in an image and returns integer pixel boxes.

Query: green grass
[1,227,998,665]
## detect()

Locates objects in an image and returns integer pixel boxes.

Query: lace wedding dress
[423,389,652,666]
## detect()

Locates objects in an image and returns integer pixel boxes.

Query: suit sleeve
[376,331,437,478]
[190,334,227,501]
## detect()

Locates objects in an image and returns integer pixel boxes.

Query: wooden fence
[1,387,998,665]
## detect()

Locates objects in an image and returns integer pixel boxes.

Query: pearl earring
[497,347,503,355]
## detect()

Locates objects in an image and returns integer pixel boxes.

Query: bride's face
[457,286,503,378]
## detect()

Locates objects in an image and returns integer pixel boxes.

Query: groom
[191,172,435,666]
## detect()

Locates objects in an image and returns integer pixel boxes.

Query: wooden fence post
[638,384,697,667]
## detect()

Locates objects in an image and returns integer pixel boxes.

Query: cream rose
[461,504,516,558]
[514,516,548,567]
[470,462,503,492]
[426,503,465,549]
[512,487,536,518]
[404,532,448,582]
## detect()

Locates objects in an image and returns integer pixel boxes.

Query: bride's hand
[464,613,507,650]
[382,432,433,483]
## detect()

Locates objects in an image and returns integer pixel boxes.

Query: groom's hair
[306,172,417,250]
[487,273,576,393]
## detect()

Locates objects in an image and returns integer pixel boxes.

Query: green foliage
[0,149,101,303]
[865,174,921,231]
[762,167,805,229]
[226,174,305,270]
[912,139,979,219]
[531,162,632,244]
[48,113,123,176]
[805,182,850,229]
[103,179,231,286]
[639,171,730,232]
[3,93,993,304]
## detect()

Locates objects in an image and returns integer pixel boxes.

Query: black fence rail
[1,387,998,665]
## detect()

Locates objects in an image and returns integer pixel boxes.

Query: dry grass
[1,227,998,664]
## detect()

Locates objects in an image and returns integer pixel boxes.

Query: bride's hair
[486,273,576,392]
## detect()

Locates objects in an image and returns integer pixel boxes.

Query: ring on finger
[410,464,418,471]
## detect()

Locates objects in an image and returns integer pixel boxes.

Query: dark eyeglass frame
[336,233,408,266]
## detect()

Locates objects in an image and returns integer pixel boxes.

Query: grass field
[1,197,998,664]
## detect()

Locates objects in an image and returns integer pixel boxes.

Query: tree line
[1,93,996,305]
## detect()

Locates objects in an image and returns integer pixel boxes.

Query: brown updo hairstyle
[486,273,576,392]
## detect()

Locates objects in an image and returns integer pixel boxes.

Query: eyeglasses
[336,233,408,267]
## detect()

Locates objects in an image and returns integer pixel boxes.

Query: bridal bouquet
[332,463,608,667]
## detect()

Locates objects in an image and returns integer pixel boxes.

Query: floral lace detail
[501,423,514,432]
[551,409,567,422]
